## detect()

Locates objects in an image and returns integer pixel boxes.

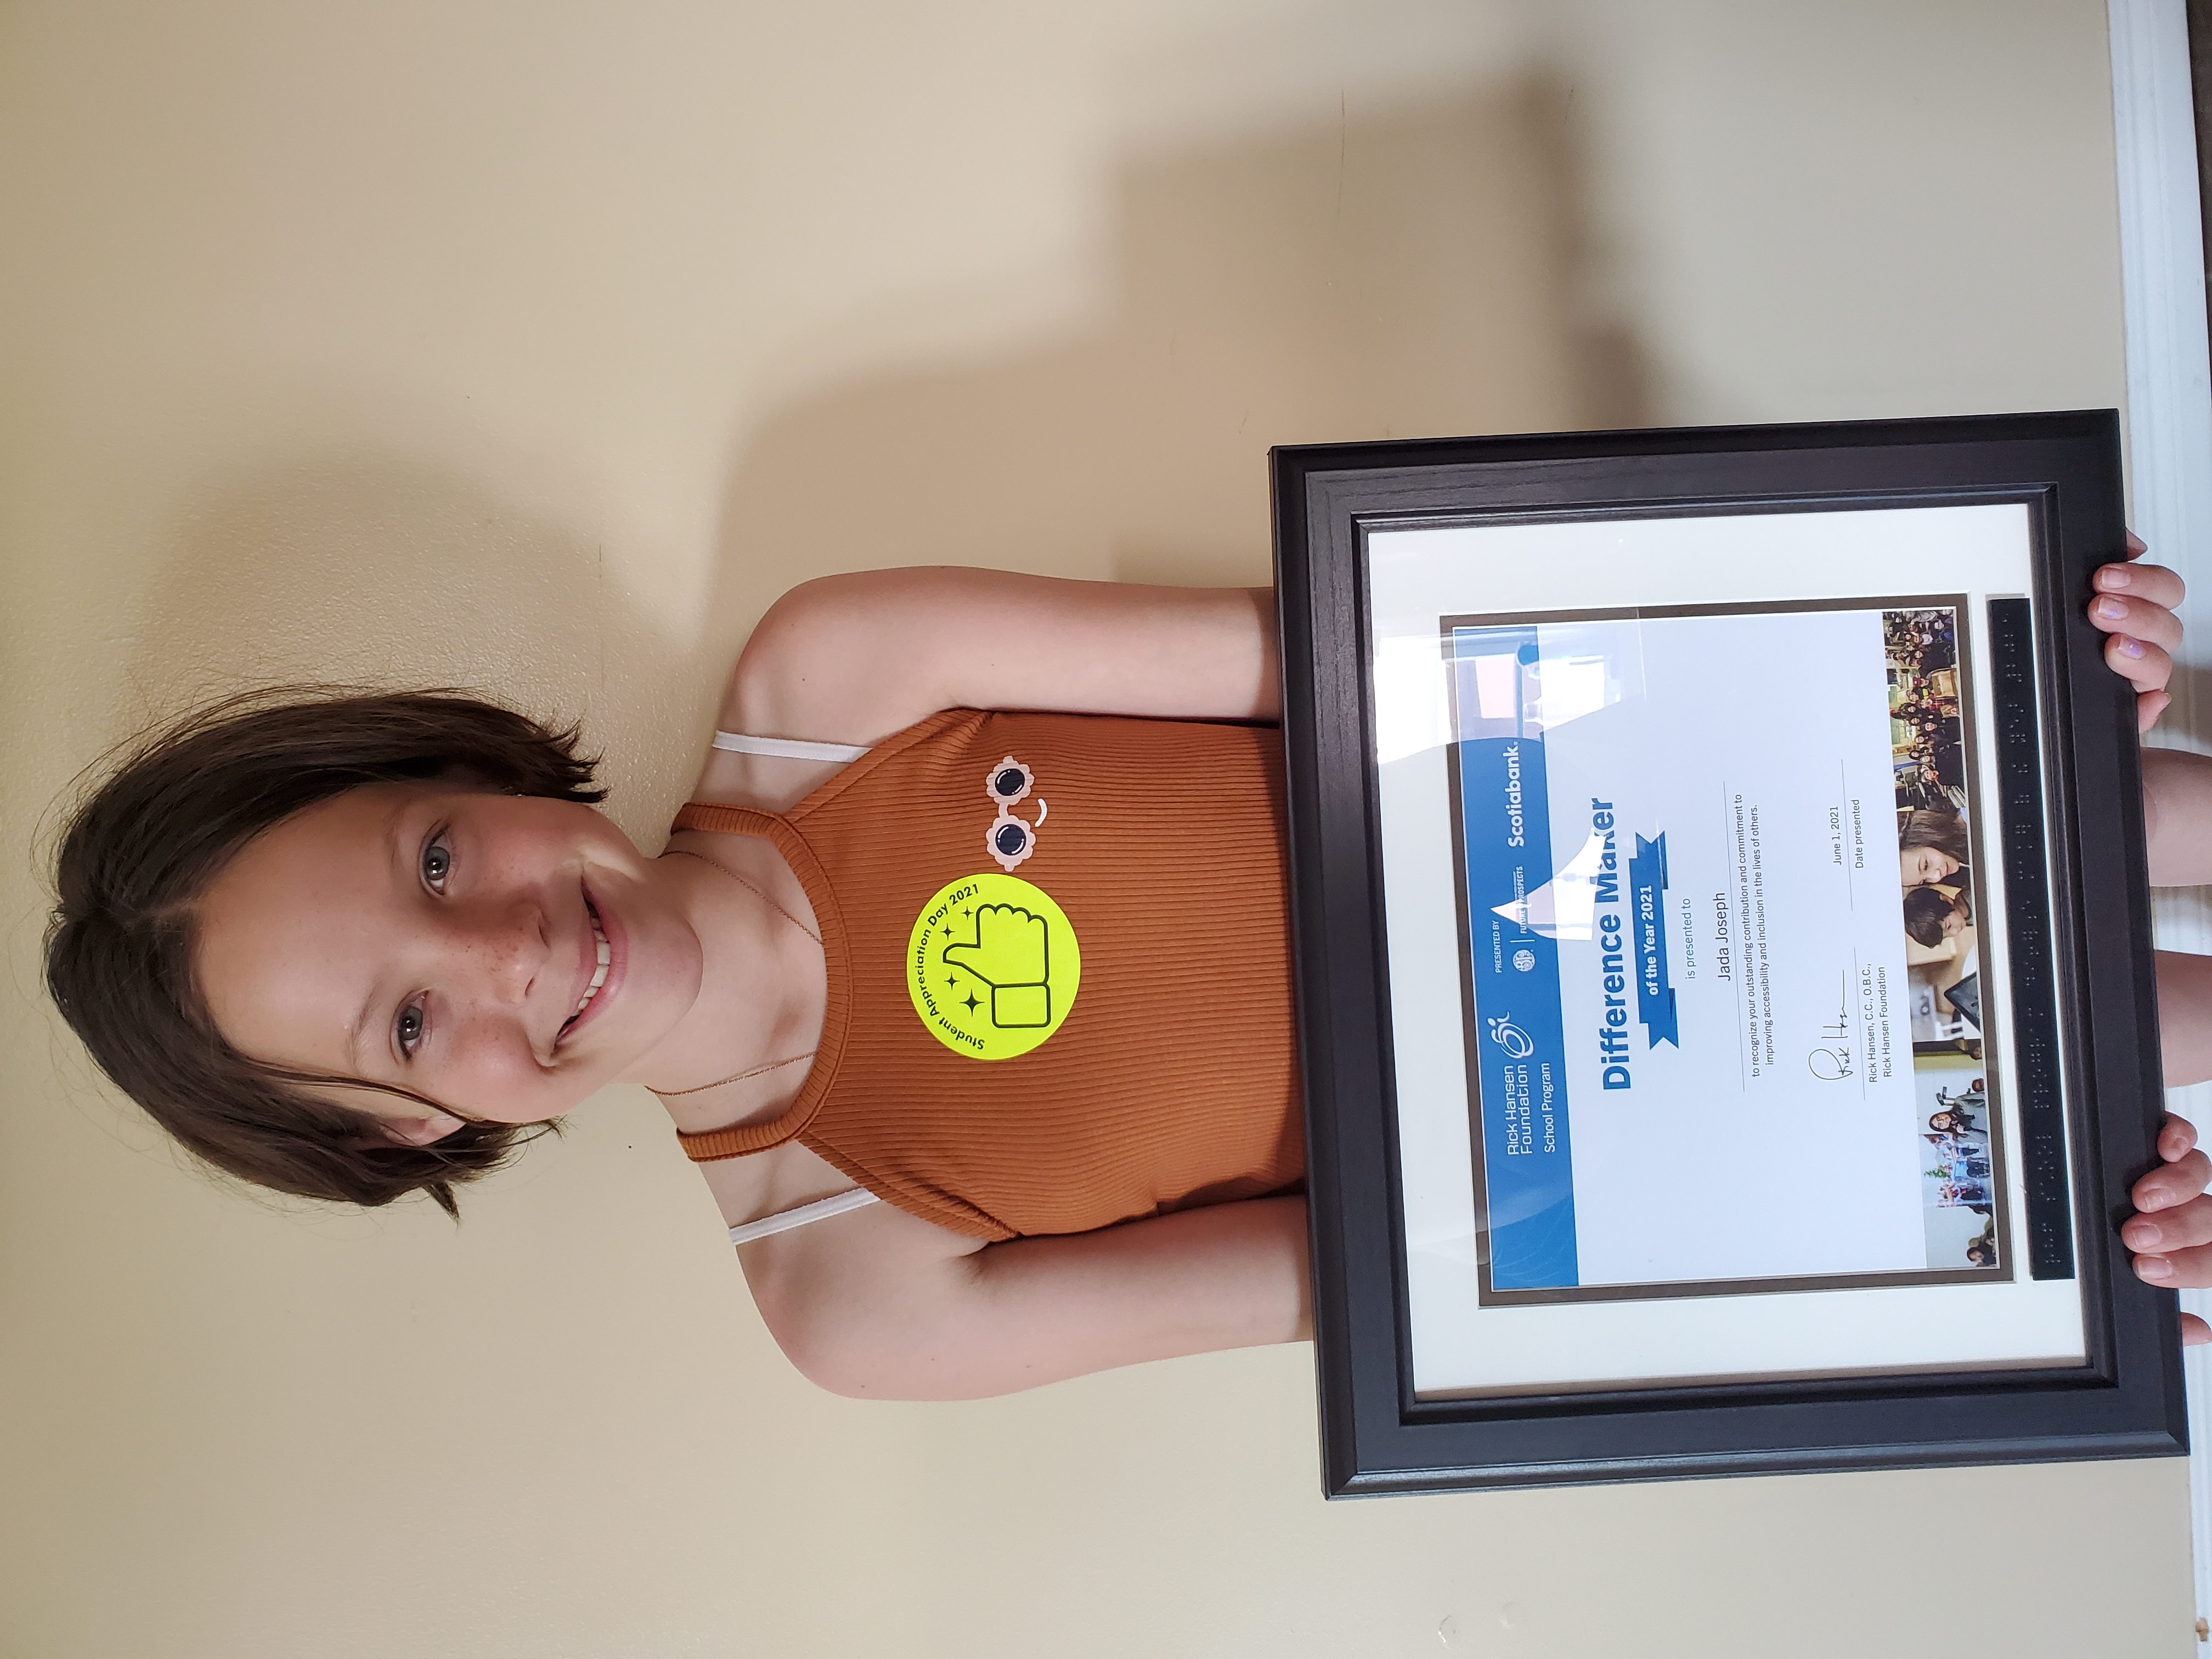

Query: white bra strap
[726,1187,881,1246]
[713,730,869,763]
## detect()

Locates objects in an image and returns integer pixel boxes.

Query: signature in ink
[1806,974,1854,1081]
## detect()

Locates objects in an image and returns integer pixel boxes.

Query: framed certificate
[1273,411,2187,1494]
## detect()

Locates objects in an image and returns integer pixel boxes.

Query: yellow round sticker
[906,872,1081,1060]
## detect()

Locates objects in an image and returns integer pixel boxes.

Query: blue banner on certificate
[1444,600,2002,1302]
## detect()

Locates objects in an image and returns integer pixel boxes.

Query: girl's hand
[2121,1113,2212,1345]
[2089,532,2184,732]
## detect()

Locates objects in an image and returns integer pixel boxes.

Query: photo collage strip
[1887,606,2004,1272]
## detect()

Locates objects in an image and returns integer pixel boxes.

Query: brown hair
[44,688,606,1216]
[1899,806,1971,864]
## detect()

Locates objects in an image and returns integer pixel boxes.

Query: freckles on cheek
[437,1032,553,1120]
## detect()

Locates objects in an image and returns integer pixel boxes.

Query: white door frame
[2108,0,2212,1637]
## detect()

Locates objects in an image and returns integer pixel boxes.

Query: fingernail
[2120,636,2145,658]
[2103,566,2132,588]
[2130,1222,2163,1248]
[2097,596,2128,620]
[2140,1256,2175,1280]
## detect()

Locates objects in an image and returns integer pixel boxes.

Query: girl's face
[1900,845,1959,887]
[194,782,703,1139]
[1939,906,1967,939]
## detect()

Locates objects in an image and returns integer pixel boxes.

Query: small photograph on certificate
[1441,596,2006,1304]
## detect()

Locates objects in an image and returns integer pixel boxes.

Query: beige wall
[1,3,2191,1655]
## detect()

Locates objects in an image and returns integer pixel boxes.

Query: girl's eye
[421,832,452,893]
[397,999,427,1059]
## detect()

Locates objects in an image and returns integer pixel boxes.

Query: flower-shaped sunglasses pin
[984,755,1046,871]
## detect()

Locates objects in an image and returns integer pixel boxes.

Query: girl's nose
[454,899,547,1003]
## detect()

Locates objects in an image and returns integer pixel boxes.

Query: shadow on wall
[121,75,1651,831]
[120,454,685,827]
[712,74,1650,606]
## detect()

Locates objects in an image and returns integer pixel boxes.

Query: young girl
[1903,885,1971,948]
[1898,806,1973,889]
[43,554,2212,1396]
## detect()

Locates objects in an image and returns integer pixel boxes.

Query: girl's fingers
[2089,592,2185,656]
[2090,561,2183,733]
[2185,1311,2210,1346]
[2132,1146,2210,1214]
[2132,1240,2212,1288]
[2103,631,2174,701]
[2163,1114,2202,1163]
[2124,1190,2212,1254]
[2095,558,2186,611]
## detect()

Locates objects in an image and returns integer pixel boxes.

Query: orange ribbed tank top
[670,708,1302,1242]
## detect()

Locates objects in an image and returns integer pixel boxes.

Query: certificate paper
[1443,601,2002,1302]
[1365,503,2089,1397]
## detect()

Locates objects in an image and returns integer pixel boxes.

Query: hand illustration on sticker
[944,904,1053,1028]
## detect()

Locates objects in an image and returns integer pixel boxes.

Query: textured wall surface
[2,3,2192,1656]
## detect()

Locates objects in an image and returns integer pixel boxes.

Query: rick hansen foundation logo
[1486,1015,1536,1059]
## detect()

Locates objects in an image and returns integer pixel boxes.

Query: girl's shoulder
[687,568,1280,810]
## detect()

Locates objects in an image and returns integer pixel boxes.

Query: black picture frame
[1271,410,2187,1496]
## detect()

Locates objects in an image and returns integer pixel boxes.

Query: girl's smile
[557,890,621,1045]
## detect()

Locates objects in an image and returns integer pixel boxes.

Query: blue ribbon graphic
[1629,832,1678,1048]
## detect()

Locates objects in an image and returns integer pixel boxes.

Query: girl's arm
[720,568,1279,744]
[741,1195,1311,1401]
